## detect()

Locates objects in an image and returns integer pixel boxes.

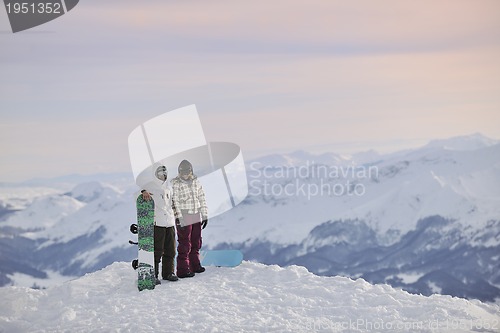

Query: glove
[141,190,152,201]
[201,218,208,229]
[175,218,184,229]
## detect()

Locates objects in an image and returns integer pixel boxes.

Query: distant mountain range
[1,133,499,302]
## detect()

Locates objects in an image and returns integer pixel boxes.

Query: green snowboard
[136,195,156,291]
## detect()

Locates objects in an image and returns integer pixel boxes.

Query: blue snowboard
[200,250,243,267]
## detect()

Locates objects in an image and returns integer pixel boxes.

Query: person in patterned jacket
[171,159,208,278]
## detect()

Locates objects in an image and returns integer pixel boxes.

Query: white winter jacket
[142,175,175,228]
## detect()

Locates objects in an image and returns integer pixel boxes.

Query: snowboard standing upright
[135,195,156,291]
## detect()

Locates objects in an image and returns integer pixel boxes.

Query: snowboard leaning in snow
[200,250,243,267]
[131,195,156,291]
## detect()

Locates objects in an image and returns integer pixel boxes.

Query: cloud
[0,0,499,181]
[73,0,500,55]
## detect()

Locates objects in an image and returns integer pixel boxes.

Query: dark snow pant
[176,221,203,276]
[154,225,176,279]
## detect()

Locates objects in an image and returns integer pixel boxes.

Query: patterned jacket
[171,176,208,219]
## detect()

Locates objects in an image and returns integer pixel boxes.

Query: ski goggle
[155,166,168,179]
[179,168,192,177]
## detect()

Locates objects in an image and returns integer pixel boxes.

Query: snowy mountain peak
[250,150,353,168]
[424,133,499,151]
[251,134,499,168]
[66,181,121,203]
[1,134,499,303]
[2,195,84,230]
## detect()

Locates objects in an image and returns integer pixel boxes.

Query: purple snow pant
[176,216,203,276]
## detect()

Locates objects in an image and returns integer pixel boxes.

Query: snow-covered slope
[206,135,500,246]
[424,133,499,151]
[0,181,138,286]
[0,134,499,303]
[204,134,500,302]
[1,262,499,333]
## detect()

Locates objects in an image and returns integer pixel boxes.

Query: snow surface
[6,270,78,290]
[205,140,500,247]
[1,261,499,333]
[0,186,62,212]
[0,134,499,301]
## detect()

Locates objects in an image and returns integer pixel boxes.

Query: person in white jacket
[142,164,178,282]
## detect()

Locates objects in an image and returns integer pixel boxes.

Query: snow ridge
[1,262,499,333]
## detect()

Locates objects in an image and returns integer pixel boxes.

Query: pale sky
[1,0,499,182]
